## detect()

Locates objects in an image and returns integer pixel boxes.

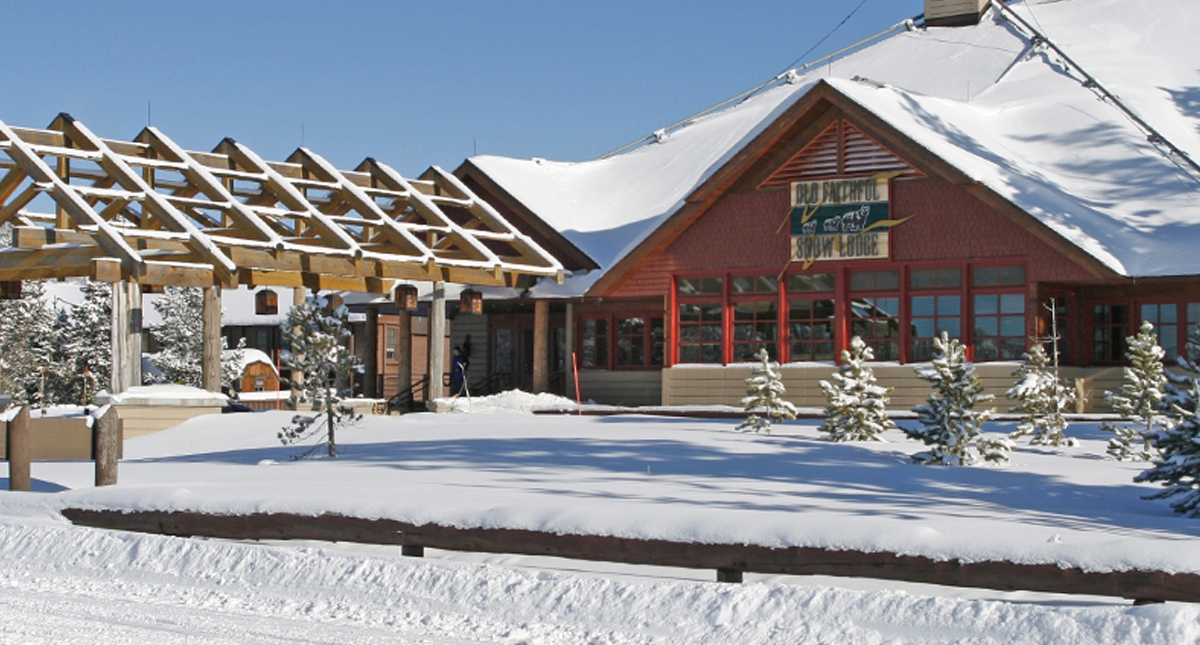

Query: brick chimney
[925,0,991,27]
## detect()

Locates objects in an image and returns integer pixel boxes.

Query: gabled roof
[0,114,564,292]
[468,0,1200,297]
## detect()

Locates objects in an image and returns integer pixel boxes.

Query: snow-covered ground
[1,391,1198,643]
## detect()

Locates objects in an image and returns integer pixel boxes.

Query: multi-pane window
[580,318,609,368]
[732,301,778,361]
[850,270,900,360]
[616,317,645,367]
[679,302,724,363]
[678,276,725,364]
[787,272,835,361]
[851,296,901,360]
[1092,305,1128,363]
[911,295,961,361]
[1141,303,1179,360]
[974,293,1025,360]
[731,275,778,361]
[385,327,397,360]
[910,268,962,361]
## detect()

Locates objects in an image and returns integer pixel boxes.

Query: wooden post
[94,406,121,486]
[717,568,744,583]
[110,281,133,394]
[202,286,222,392]
[364,307,379,398]
[426,283,446,407]
[7,406,30,492]
[533,299,550,393]
[290,287,308,398]
[398,310,413,402]
[130,283,143,387]
[564,302,576,397]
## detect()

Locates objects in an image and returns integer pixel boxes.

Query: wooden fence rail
[61,508,1200,604]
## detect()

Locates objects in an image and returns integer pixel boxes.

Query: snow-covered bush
[1136,325,1200,516]
[1101,321,1168,461]
[736,348,796,434]
[905,332,1008,465]
[279,294,364,456]
[1007,344,1077,447]
[818,335,894,441]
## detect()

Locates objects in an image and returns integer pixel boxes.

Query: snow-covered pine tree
[736,348,796,434]
[818,335,894,441]
[1135,324,1200,516]
[149,286,205,387]
[221,336,247,393]
[279,293,363,456]
[1007,343,1078,447]
[0,280,60,406]
[905,332,1009,465]
[63,280,113,404]
[1101,321,1168,461]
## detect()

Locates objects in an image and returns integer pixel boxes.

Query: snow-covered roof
[471,0,1200,294]
[221,347,277,377]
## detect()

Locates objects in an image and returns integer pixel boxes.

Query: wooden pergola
[0,114,564,393]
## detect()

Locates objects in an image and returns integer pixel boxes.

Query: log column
[398,310,413,401]
[564,302,576,397]
[202,286,222,392]
[7,406,29,492]
[533,299,550,393]
[110,281,140,394]
[426,283,446,407]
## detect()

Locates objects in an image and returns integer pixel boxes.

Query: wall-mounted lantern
[0,281,22,300]
[255,288,279,315]
[460,288,483,315]
[394,283,419,311]
[323,293,344,315]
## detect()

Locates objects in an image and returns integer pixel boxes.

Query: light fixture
[394,283,419,311]
[255,289,279,315]
[460,288,483,315]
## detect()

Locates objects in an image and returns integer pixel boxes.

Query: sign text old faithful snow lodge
[789,174,905,265]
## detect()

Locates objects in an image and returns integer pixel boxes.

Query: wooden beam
[59,508,1200,604]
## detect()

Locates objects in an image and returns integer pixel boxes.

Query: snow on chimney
[925,0,990,27]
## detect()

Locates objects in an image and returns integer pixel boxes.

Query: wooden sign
[789,174,906,266]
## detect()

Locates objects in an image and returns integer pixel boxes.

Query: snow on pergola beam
[0,114,564,292]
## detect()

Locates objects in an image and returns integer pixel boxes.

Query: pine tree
[818,335,894,441]
[63,280,113,404]
[1101,321,1168,461]
[905,332,1009,465]
[279,294,363,456]
[736,348,796,434]
[149,286,204,387]
[1135,325,1200,516]
[0,280,60,406]
[1007,343,1077,447]
[221,336,247,392]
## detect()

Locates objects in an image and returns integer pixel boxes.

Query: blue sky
[6,1,924,175]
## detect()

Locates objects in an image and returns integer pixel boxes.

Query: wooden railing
[60,508,1200,604]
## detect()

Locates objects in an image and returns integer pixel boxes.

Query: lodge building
[369,0,1200,412]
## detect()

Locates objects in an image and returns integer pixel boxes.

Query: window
[678,276,725,364]
[254,289,278,316]
[852,296,901,360]
[789,299,835,361]
[679,302,724,363]
[730,275,778,361]
[583,314,664,369]
[911,267,961,290]
[850,270,900,291]
[1092,305,1128,363]
[580,318,609,368]
[385,327,397,360]
[911,295,961,361]
[787,272,835,362]
[1142,303,1179,360]
[973,265,1026,287]
[974,294,1026,360]
[732,301,778,361]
